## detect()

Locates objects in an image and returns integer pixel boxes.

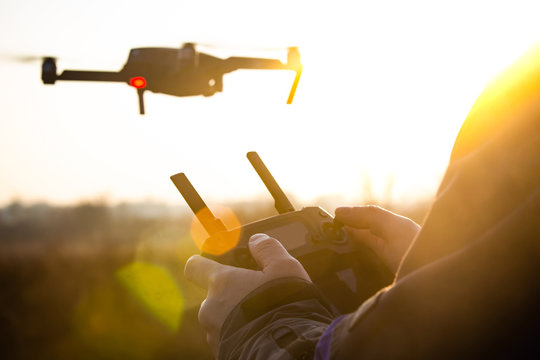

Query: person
[184,44,540,359]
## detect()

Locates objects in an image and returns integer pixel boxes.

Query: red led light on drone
[130,76,147,89]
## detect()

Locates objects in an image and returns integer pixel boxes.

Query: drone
[40,43,302,114]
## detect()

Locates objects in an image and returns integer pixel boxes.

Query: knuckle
[210,278,226,295]
[198,299,209,326]
[198,299,219,331]
[210,268,233,293]
[207,271,218,287]
[199,299,221,335]
[366,204,384,214]
[214,267,231,283]
[253,237,280,254]
[183,256,196,277]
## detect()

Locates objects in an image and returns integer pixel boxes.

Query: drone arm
[55,70,146,114]
[221,57,290,73]
[56,70,125,82]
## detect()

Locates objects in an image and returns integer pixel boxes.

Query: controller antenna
[170,173,228,236]
[247,151,295,214]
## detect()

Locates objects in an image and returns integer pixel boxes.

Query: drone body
[41,43,302,114]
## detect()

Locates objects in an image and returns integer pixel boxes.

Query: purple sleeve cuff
[314,315,346,360]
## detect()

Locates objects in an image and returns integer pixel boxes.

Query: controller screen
[263,221,307,251]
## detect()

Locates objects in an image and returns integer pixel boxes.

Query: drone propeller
[0,53,55,64]
[191,41,292,51]
[187,42,299,59]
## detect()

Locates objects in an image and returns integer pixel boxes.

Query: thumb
[345,227,386,255]
[335,205,402,238]
[248,233,293,269]
[184,255,229,289]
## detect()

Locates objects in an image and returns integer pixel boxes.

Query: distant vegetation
[0,198,429,359]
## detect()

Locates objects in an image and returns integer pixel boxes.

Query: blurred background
[1,0,539,358]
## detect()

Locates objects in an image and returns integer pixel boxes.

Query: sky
[1,0,539,209]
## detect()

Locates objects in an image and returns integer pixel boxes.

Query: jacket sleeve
[218,277,338,359]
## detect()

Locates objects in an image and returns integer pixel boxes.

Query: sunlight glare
[189,204,242,255]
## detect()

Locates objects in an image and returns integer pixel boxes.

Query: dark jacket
[218,47,540,359]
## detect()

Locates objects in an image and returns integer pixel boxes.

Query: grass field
[0,199,429,359]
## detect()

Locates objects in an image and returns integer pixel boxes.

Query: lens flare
[115,261,184,332]
[189,205,242,255]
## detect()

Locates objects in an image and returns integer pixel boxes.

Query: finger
[184,255,227,289]
[248,233,292,269]
[198,299,210,328]
[198,298,219,333]
[335,205,403,238]
[345,227,385,254]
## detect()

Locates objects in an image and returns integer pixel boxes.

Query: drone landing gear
[137,88,145,115]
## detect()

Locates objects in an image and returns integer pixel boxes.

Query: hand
[184,233,311,356]
[335,205,420,274]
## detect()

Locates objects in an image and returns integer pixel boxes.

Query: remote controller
[171,152,393,313]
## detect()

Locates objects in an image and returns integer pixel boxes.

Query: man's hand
[335,205,420,274]
[184,233,311,356]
